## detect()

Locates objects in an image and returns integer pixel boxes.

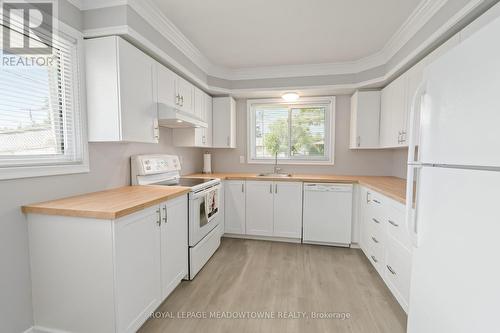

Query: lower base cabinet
[225,180,302,240]
[359,186,412,312]
[27,195,188,333]
[245,181,274,236]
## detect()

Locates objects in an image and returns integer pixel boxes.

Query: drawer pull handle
[371,236,379,243]
[373,199,381,204]
[387,265,396,275]
[388,220,399,227]
[372,218,380,224]
[370,255,378,263]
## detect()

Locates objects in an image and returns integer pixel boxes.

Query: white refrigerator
[405,12,500,333]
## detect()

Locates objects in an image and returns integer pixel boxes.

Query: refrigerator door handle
[407,82,426,165]
[406,164,422,247]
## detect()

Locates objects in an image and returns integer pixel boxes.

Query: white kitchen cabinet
[85,36,159,143]
[380,74,408,148]
[156,62,177,108]
[114,206,162,333]
[173,92,213,147]
[349,91,381,149]
[358,186,412,313]
[245,181,274,236]
[176,76,194,115]
[212,97,237,148]
[273,182,303,238]
[159,196,188,300]
[27,195,189,333]
[224,180,246,234]
[194,87,205,120]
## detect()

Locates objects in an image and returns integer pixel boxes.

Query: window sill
[247,159,335,166]
[0,162,90,180]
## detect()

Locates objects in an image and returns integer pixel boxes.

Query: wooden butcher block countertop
[185,173,407,204]
[22,185,190,219]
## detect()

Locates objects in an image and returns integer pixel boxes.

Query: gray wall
[209,96,406,176]
[0,128,203,333]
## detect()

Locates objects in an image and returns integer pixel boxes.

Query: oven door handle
[191,184,221,199]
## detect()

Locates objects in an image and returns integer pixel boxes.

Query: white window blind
[0,16,86,172]
[248,97,335,165]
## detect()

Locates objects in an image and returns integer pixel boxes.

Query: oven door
[189,185,221,246]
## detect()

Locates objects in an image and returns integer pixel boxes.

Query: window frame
[0,21,89,180]
[247,96,336,165]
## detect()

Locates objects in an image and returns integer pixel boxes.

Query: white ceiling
[151,0,423,69]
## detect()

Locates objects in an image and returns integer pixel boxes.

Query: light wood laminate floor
[139,238,407,333]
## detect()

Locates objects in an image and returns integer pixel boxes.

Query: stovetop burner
[153,177,217,187]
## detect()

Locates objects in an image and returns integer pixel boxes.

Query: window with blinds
[0,15,87,178]
[248,98,335,164]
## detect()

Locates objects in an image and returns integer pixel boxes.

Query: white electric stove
[131,154,222,279]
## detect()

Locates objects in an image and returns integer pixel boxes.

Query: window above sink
[247,96,335,165]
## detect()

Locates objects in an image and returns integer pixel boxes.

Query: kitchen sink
[257,173,292,177]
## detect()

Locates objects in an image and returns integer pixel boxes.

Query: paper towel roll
[203,153,212,174]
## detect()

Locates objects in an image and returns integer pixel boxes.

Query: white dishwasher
[303,183,353,247]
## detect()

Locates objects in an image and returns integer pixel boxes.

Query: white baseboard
[223,234,301,244]
[23,326,72,333]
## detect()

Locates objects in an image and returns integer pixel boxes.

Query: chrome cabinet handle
[180,95,184,106]
[163,206,167,223]
[269,184,273,193]
[372,218,380,224]
[175,94,179,105]
[387,265,396,275]
[156,209,161,226]
[373,199,381,204]
[371,255,378,263]
[366,191,371,203]
[388,220,399,227]
[241,183,244,192]
[371,236,379,243]
[275,184,278,194]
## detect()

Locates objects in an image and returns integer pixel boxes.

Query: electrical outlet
[239,156,245,164]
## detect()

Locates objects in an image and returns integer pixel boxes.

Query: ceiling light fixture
[282,92,300,102]
[176,119,183,123]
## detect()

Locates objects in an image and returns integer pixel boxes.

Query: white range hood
[157,103,207,128]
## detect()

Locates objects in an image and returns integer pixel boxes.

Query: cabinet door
[379,87,393,148]
[114,206,162,333]
[273,182,302,238]
[212,97,236,148]
[392,74,408,147]
[194,87,205,120]
[160,195,188,300]
[245,181,274,236]
[118,38,158,143]
[380,75,407,147]
[157,63,177,108]
[175,76,194,114]
[205,94,213,146]
[224,181,246,234]
[350,91,381,148]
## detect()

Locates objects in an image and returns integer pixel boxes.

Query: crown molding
[80,0,452,80]
[79,0,127,11]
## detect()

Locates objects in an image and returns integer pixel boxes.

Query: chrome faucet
[273,152,281,174]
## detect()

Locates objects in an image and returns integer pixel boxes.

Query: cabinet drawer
[364,222,385,276]
[384,238,412,311]
[385,205,412,250]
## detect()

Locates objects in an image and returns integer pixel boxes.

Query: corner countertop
[184,173,407,204]
[22,185,191,220]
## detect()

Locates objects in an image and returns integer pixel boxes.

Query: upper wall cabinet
[380,74,408,148]
[350,91,381,149]
[157,64,194,116]
[212,97,237,148]
[85,36,159,143]
[173,93,213,147]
